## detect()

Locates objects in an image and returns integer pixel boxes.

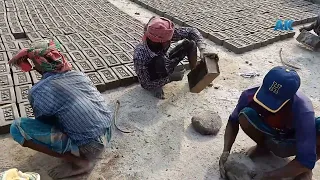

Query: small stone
[249,63,252,66]
[208,83,213,87]
[191,111,222,135]
[135,12,140,15]
[245,61,249,64]
[214,86,219,89]
[224,153,257,180]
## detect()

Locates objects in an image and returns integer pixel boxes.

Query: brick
[0,74,13,87]
[112,65,134,86]
[0,86,15,105]
[49,28,64,36]
[68,33,83,42]
[90,57,108,70]
[70,62,80,71]
[15,84,32,103]
[82,48,100,60]
[94,45,111,57]
[82,24,95,31]
[99,36,113,45]
[13,72,32,86]
[4,41,19,51]
[104,54,121,67]
[86,38,102,48]
[0,43,4,52]
[64,42,79,52]
[114,52,133,64]
[7,50,19,60]
[19,102,34,118]
[0,62,10,74]
[119,34,136,42]
[85,72,106,92]
[22,25,36,33]
[34,24,47,31]
[56,35,71,45]
[0,103,19,134]
[90,30,105,38]
[79,32,94,39]
[117,42,134,52]
[0,52,8,62]
[75,60,95,73]
[101,28,114,36]
[98,68,120,90]
[30,70,42,84]
[1,34,15,42]
[74,40,91,49]
[69,51,87,62]
[18,40,32,49]
[61,52,72,62]
[109,34,124,43]
[125,63,137,77]
[26,31,42,42]
[73,25,86,33]
[106,44,123,54]
[61,26,76,35]
[38,29,54,38]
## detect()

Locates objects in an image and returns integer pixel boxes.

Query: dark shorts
[239,107,320,158]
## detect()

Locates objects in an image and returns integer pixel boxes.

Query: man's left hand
[200,49,219,61]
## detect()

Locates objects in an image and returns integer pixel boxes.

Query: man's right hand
[299,27,307,32]
[219,151,230,179]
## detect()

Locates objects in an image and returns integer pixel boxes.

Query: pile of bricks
[0,0,148,132]
[130,0,320,54]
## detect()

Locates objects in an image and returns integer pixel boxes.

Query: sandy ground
[1,0,320,179]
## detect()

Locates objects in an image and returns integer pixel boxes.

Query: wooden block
[112,65,135,86]
[0,52,8,62]
[74,40,91,49]
[106,44,123,54]
[187,56,220,93]
[0,74,13,87]
[19,102,34,118]
[114,52,133,64]
[15,84,32,103]
[104,54,121,67]
[98,68,120,90]
[296,31,320,50]
[13,72,32,86]
[69,51,87,62]
[82,48,100,60]
[30,70,42,84]
[85,72,106,92]
[0,62,10,74]
[0,86,15,105]
[3,41,19,51]
[90,57,108,70]
[75,60,95,73]
[0,103,19,134]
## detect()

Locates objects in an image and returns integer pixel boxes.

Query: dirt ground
[0,0,320,179]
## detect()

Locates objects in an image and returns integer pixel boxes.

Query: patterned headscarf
[142,16,175,43]
[8,39,72,73]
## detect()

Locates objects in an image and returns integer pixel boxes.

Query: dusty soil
[0,0,320,179]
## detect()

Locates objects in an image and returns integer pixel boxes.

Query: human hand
[299,27,307,32]
[219,151,230,179]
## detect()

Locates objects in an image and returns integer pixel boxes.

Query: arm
[264,97,316,179]
[171,27,206,49]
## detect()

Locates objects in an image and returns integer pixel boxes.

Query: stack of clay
[130,0,319,54]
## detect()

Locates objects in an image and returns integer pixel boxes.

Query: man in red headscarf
[133,16,218,99]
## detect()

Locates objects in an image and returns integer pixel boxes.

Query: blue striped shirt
[28,70,112,146]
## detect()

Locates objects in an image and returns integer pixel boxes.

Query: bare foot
[48,161,93,179]
[246,146,270,158]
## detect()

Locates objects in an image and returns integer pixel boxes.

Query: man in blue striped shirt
[8,40,112,179]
